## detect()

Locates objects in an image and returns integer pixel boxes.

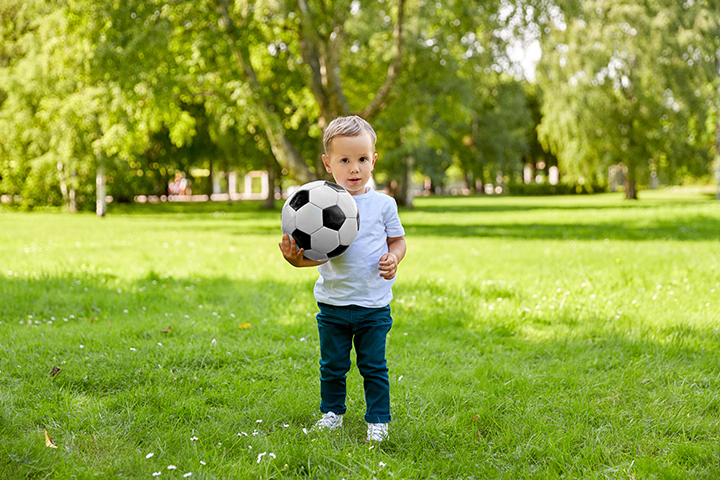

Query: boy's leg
[316,303,353,415]
[352,305,393,424]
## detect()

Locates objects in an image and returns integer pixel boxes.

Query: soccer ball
[281,181,360,262]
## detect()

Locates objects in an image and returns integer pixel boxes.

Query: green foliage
[1,0,718,207]
[535,0,718,194]
[507,181,605,195]
[375,2,533,198]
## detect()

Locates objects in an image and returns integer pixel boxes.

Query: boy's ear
[371,152,378,170]
[322,154,331,173]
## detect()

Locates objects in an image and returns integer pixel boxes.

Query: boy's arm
[379,236,406,280]
[279,234,327,268]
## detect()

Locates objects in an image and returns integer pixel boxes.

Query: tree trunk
[206,158,214,197]
[225,163,233,206]
[69,189,77,213]
[57,161,78,212]
[475,163,485,194]
[402,156,415,209]
[96,160,107,217]
[624,162,638,200]
[387,157,415,208]
[263,159,279,210]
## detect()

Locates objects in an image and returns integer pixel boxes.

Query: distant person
[168,177,178,196]
[178,174,188,196]
[279,115,406,443]
[168,172,188,197]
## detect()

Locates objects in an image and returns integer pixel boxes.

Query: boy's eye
[340,158,349,163]
[359,157,367,162]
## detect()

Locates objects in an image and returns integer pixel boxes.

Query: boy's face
[322,132,377,196]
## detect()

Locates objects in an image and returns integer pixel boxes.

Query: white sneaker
[313,412,343,431]
[366,422,388,442]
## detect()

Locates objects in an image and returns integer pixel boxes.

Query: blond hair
[323,115,377,154]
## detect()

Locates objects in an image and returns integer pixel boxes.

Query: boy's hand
[279,234,326,268]
[378,253,398,280]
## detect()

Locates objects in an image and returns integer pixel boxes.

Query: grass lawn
[1,191,719,479]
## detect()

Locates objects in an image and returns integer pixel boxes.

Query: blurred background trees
[536,0,716,199]
[1,0,718,211]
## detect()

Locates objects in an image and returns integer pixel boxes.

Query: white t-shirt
[314,188,405,308]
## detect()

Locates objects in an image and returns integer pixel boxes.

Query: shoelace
[317,413,339,428]
[368,423,387,439]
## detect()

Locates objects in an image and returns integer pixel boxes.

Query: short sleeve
[383,198,405,238]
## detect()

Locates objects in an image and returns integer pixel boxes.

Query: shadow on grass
[0,272,313,323]
[107,199,275,216]
[404,215,720,241]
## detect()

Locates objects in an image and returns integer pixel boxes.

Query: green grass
[1,191,719,479]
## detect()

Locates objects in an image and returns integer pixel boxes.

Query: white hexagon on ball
[311,227,341,254]
[338,218,358,245]
[309,185,339,209]
[295,203,323,234]
[303,249,329,262]
[336,192,358,218]
[281,207,296,235]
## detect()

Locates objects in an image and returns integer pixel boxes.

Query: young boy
[278,115,406,442]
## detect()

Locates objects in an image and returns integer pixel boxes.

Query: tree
[373,0,533,204]
[62,0,408,187]
[536,0,717,199]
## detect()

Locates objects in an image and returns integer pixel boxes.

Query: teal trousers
[316,302,393,423]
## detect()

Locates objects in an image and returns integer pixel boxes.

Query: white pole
[96,161,106,217]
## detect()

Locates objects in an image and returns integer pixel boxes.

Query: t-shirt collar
[352,186,374,199]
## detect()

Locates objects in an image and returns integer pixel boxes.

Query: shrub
[506,182,606,196]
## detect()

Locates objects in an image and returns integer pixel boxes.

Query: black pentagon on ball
[324,181,345,192]
[328,244,350,258]
[291,229,312,251]
[288,189,310,211]
[323,205,346,231]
